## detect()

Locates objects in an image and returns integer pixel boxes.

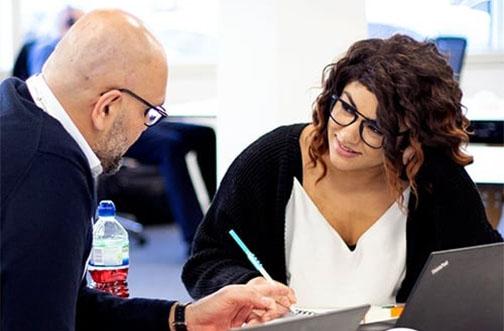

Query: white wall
[460,53,504,105]
[0,0,17,81]
[460,54,504,186]
[217,0,367,179]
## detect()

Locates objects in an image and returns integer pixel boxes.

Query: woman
[181,35,502,310]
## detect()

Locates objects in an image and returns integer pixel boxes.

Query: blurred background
[1,0,503,300]
[1,0,502,176]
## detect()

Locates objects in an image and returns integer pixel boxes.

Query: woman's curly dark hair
[309,34,472,203]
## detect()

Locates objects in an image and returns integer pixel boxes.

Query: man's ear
[91,90,122,131]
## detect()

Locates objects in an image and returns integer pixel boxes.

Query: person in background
[12,6,83,80]
[182,34,503,309]
[27,6,84,76]
[12,40,36,81]
[124,120,216,251]
[0,9,293,331]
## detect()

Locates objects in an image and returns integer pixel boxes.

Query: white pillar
[0,0,13,76]
[217,0,367,179]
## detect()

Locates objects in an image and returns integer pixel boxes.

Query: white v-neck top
[285,178,409,309]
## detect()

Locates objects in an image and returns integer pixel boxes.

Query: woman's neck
[321,154,389,194]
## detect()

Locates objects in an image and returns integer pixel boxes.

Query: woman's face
[326,81,385,173]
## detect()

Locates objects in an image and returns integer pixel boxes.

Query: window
[5,0,218,72]
[366,0,504,53]
[0,0,14,73]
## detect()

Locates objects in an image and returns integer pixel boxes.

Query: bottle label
[90,242,129,267]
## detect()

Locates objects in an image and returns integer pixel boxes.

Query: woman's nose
[337,121,361,146]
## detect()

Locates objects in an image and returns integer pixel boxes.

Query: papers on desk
[362,305,404,323]
[230,304,404,330]
[288,304,404,324]
[231,305,370,330]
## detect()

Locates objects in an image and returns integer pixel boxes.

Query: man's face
[94,108,129,174]
[95,64,167,174]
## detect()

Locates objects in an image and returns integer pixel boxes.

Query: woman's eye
[367,122,383,135]
[342,102,355,114]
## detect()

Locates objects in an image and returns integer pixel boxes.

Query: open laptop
[233,304,370,331]
[360,242,504,331]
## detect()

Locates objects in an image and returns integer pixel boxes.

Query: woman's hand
[247,277,297,315]
[182,282,292,331]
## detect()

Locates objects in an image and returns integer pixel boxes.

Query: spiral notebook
[231,304,370,331]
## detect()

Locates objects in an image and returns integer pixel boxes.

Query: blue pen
[229,229,314,315]
[229,229,275,282]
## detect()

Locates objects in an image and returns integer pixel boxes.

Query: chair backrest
[433,37,467,81]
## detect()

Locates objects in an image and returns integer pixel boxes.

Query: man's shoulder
[0,85,84,159]
[1,85,91,204]
[1,79,45,179]
[1,78,87,164]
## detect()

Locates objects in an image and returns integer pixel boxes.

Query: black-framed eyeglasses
[328,94,407,149]
[118,88,167,127]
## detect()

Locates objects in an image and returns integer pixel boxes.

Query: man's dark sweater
[0,78,173,331]
[182,123,503,303]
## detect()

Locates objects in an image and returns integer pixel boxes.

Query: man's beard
[101,154,123,175]
[94,115,128,175]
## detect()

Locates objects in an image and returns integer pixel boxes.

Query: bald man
[0,9,293,331]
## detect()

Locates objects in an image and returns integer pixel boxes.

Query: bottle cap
[98,200,116,217]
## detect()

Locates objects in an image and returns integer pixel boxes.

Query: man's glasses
[118,88,167,127]
[328,94,407,149]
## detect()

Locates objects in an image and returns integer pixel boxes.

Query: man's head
[42,9,168,173]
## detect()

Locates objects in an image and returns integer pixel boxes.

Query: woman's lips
[334,137,361,158]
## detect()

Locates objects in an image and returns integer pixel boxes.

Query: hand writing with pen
[228,229,298,325]
[245,276,298,325]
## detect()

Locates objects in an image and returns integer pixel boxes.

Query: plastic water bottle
[88,200,130,298]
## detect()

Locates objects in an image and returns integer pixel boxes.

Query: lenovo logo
[431,260,449,275]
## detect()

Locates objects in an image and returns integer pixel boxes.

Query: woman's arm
[182,125,301,299]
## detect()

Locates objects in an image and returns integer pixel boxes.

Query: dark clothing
[0,77,173,331]
[27,37,60,76]
[182,123,503,303]
[12,37,60,80]
[125,121,216,246]
[12,40,36,80]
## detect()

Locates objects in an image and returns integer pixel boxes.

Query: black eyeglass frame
[327,94,408,149]
[118,88,168,127]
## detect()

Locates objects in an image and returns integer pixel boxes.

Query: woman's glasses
[328,94,407,149]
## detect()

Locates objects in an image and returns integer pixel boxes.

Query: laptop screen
[396,242,504,331]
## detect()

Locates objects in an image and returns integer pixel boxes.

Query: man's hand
[182,282,291,331]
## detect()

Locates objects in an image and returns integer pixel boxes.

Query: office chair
[433,37,467,81]
[97,160,173,246]
[96,168,154,246]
